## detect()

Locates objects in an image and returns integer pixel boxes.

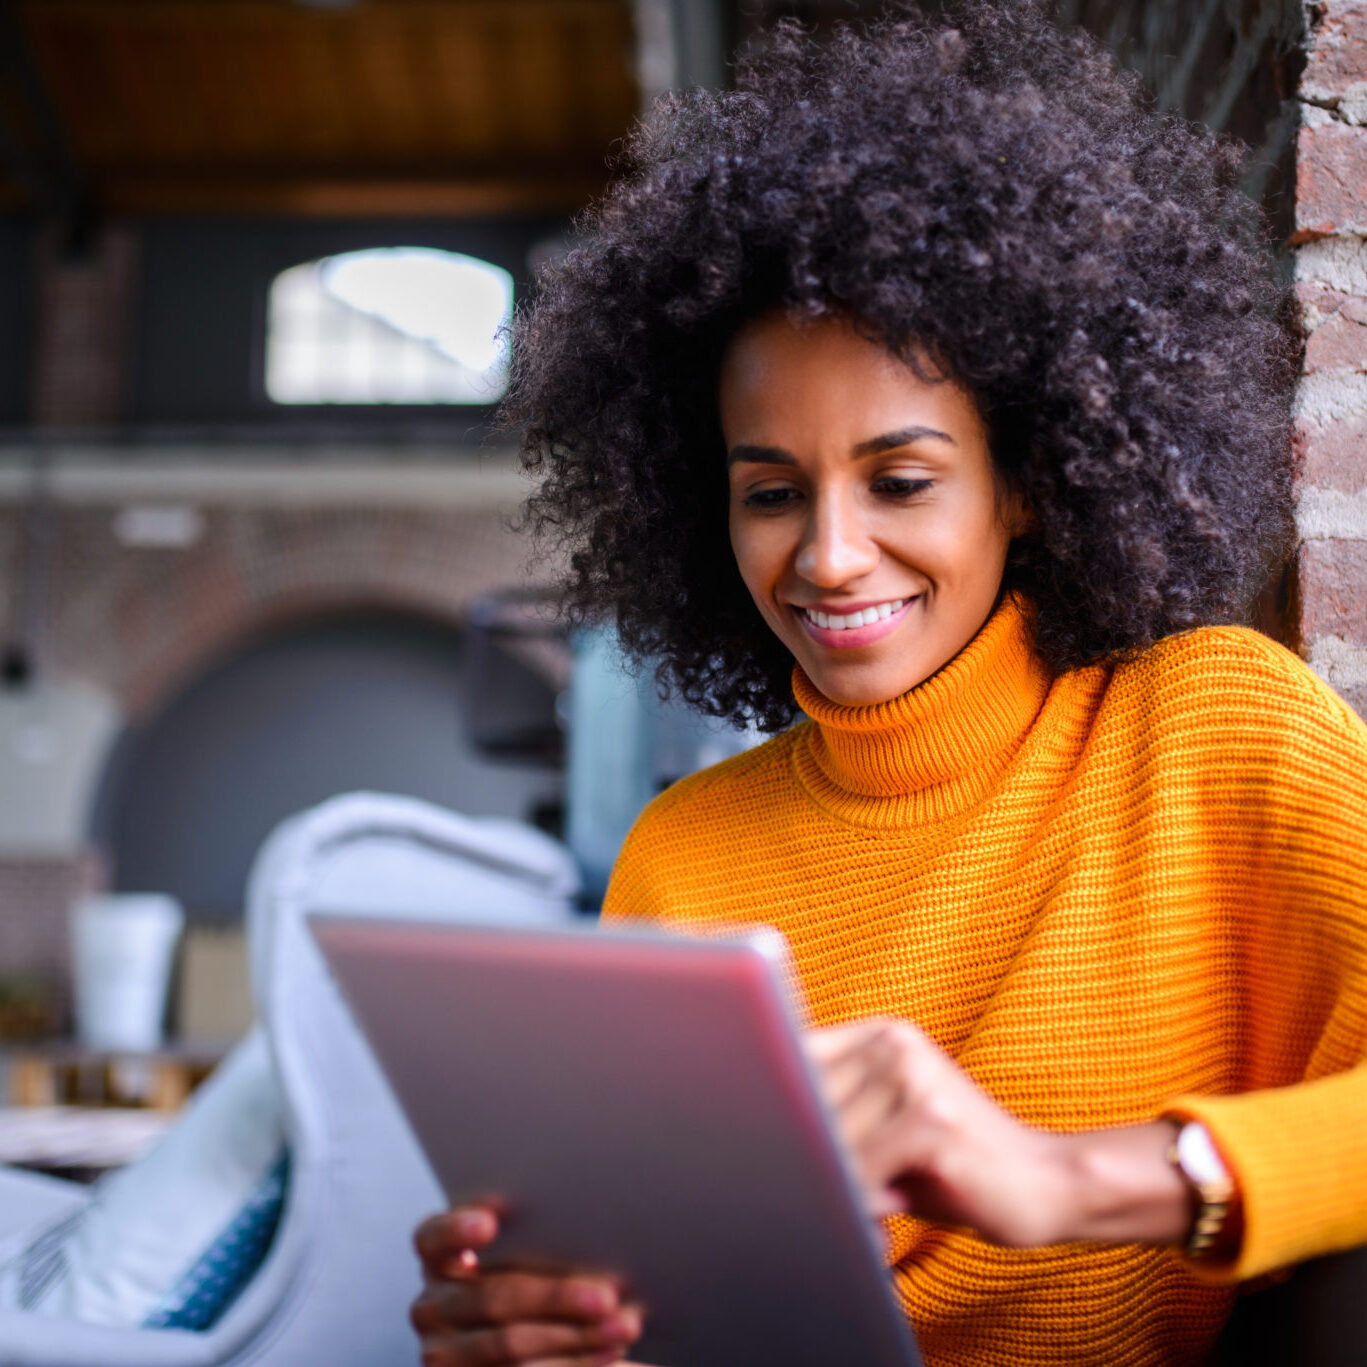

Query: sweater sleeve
[1164,658,1367,1283]
[1167,1067,1367,1281]
[599,780,691,925]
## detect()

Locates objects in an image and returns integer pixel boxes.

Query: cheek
[944,490,1016,570]
[728,513,767,602]
[729,516,791,621]
[729,507,765,578]
[727,508,750,578]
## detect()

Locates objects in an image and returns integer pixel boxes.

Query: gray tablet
[311,916,923,1367]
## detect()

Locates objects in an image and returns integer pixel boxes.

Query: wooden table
[3,1040,227,1111]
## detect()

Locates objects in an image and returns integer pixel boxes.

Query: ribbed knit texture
[602,596,1367,1367]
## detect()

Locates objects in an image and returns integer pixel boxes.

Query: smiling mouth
[798,597,914,630]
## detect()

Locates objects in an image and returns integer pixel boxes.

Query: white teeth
[803,598,907,630]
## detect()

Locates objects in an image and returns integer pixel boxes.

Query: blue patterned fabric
[142,1152,290,1332]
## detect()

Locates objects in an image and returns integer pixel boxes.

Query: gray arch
[89,611,562,920]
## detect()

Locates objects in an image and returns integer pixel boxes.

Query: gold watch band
[1167,1122,1236,1260]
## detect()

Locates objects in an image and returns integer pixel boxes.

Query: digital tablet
[311,916,923,1367]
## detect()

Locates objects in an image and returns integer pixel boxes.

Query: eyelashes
[872,478,934,499]
[738,479,934,511]
[741,487,799,510]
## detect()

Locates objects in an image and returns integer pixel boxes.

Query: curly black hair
[509,0,1299,731]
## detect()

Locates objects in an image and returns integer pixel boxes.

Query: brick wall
[1296,0,1367,714]
[0,483,551,1001]
[0,495,549,719]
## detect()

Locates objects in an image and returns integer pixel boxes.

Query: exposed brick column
[1295,0,1367,715]
[31,225,139,430]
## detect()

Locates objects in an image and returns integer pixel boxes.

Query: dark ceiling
[0,0,1305,235]
[0,0,641,218]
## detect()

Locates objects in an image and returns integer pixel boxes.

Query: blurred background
[0,0,1316,1057]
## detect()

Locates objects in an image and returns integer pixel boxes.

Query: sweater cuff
[1165,1065,1367,1283]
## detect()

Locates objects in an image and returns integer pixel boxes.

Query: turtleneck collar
[791,594,1052,826]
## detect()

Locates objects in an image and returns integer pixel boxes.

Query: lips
[794,595,919,649]
[799,597,908,631]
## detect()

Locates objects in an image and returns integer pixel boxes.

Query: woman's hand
[412,1204,647,1366]
[805,1018,1191,1249]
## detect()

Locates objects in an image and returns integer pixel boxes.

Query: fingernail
[569,1279,615,1315]
[603,1306,642,1341]
[453,1209,489,1239]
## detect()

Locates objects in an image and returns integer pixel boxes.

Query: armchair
[0,792,579,1366]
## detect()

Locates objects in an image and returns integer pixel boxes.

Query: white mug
[70,894,184,1052]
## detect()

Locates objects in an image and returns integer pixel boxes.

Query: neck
[792,595,1052,824]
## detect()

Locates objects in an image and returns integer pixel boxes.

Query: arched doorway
[89,610,562,920]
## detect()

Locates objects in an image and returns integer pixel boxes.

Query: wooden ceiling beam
[79,173,609,216]
[3,0,639,219]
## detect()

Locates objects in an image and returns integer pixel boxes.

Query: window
[265,247,513,405]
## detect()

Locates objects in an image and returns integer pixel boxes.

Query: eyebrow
[726,425,957,467]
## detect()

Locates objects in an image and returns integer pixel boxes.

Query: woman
[412,5,1367,1364]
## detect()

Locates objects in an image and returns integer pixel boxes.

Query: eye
[740,486,800,511]
[872,476,933,500]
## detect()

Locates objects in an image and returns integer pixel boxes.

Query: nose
[794,489,880,587]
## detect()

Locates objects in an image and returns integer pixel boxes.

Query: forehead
[718,312,985,446]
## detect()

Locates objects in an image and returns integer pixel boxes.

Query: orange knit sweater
[601,596,1367,1367]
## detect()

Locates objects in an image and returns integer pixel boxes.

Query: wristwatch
[1167,1121,1236,1259]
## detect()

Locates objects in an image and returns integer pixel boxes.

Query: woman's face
[721,312,1023,708]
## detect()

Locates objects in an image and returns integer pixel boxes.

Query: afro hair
[509,0,1299,730]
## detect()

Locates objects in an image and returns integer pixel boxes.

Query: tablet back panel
[313,917,922,1367]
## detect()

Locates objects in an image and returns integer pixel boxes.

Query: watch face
[1176,1122,1229,1186]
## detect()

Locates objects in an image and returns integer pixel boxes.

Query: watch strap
[1167,1121,1236,1260]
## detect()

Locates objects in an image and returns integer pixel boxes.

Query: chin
[804,665,917,708]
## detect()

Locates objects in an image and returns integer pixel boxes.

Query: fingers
[412,1272,624,1334]
[806,1019,953,1217]
[416,1205,502,1273]
[807,1018,929,1088]
[809,1020,912,1132]
[804,1017,887,1067]
[422,1335,621,1367]
[417,1303,642,1366]
[832,1026,908,1117]
[411,1204,649,1366]
[521,1356,637,1367]
[522,1357,632,1367]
